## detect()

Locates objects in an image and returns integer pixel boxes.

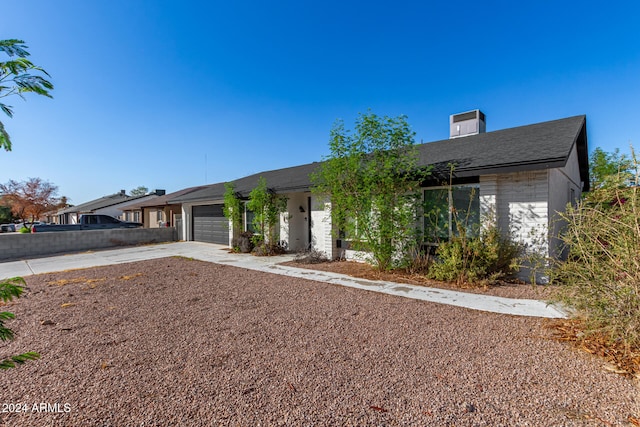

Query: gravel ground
[1,257,638,426]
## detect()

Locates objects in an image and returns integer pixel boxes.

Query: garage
[192,204,228,244]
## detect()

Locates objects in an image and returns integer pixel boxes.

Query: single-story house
[168,111,588,273]
[56,190,165,224]
[120,186,207,237]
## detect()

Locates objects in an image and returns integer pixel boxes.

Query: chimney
[119,190,126,196]
[450,110,486,139]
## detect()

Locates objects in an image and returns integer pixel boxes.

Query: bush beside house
[553,149,640,350]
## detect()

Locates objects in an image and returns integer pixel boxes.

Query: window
[570,187,577,207]
[156,209,163,222]
[423,188,449,242]
[244,203,255,233]
[424,185,480,242]
[134,211,140,222]
[101,215,120,224]
[338,215,362,241]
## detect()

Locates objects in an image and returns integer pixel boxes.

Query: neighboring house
[120,186,207,235]
[56,190,165,224]
[169,112,589,274]
[43,203,72,223]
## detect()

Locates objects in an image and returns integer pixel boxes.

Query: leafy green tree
[311,112,429,271]
[130,186,149,197]
[589,147,633,190]
[0,39,54,151]
[246,177,287,247]
[223,182,242,237]
[0,39,50,370]
[0,205,17,224]
[0,277,39,369]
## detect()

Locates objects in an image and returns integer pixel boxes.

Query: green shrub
[553,155,640,349]
[247,177,287,247]
[223,182,243,236]
[428,223,523,286]
[19,226,29,233]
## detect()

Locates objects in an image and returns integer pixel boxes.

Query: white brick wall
[309,196,333,258]
[487,170,550,255]
[479,174,498,227]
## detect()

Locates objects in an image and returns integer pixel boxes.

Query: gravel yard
[1,257,638,426]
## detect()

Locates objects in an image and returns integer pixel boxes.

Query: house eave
[452,158,568,177]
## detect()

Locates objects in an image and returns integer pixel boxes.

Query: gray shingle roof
[58,191,131,214]
[170,114,589,204]
[416,115,588,187]
[169,163,322,203]
[122,186,208,210]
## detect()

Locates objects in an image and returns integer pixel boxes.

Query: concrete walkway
[0,241,567,319]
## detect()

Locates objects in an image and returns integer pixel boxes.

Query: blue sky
[2,0,639,204]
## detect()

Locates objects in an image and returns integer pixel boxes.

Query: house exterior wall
[183,193,330,254]
[496,170,549,254]
[482,170,550,252]
[146,207,164,228]
[139,205,180,228]
[548,144,583,258]
[309,196,333,257]
[181,203,193,241]
[303,169,560,272]
[145,208,156,228]
[479,170,549,282]
[479,175,498,225]
[280,192,309,252]
[166,205,180,227]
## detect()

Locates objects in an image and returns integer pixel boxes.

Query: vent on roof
[450,110,486,139]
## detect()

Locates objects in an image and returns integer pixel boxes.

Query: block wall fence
[0,228,178,261]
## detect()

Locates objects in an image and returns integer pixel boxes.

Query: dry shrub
[554,151,640,350]
[294,248,329,264]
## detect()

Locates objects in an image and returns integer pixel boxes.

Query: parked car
[0,224,16,233]
[31,215,143,233]
[15,221,45,228]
